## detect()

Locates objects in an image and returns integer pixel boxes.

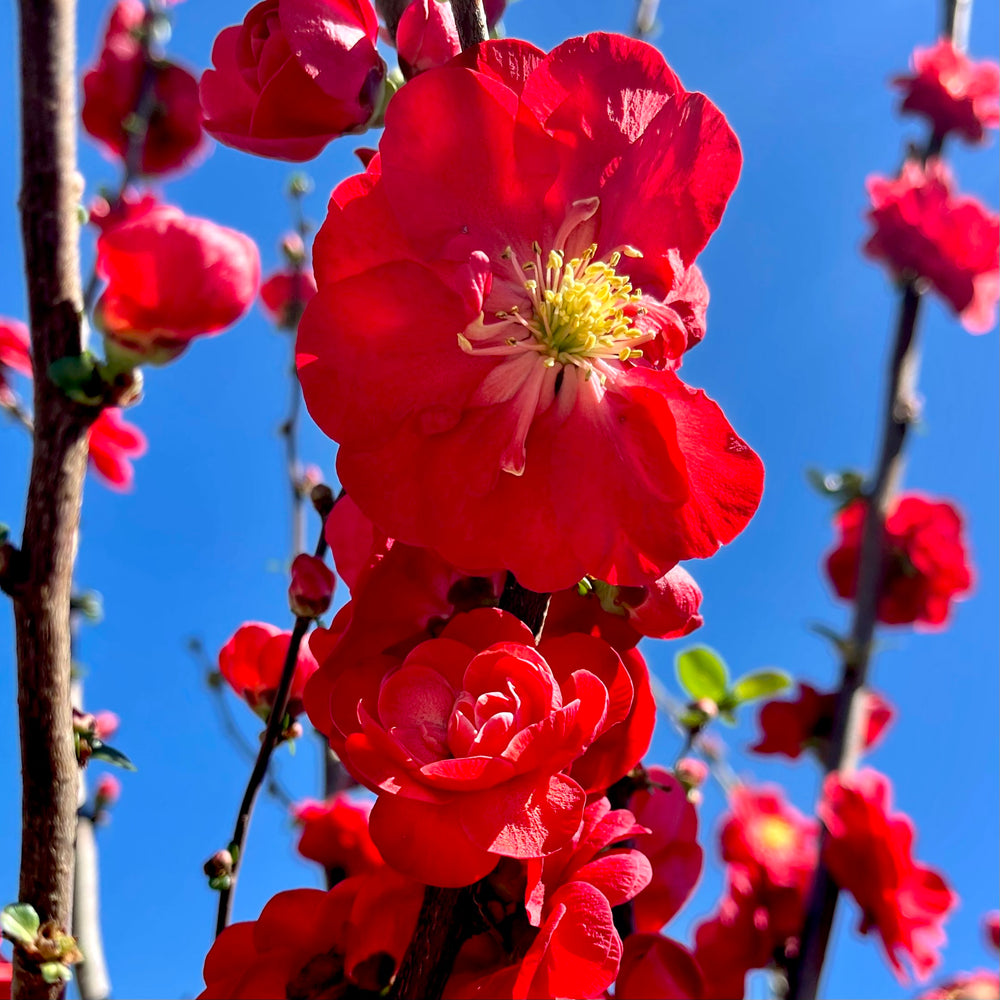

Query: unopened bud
[280,232,307,266]
[93,710,119,741]
[675,757,708,802]
[95,773,121,811]
[289,553,336,618]
[310,483,335,518]
[694,698,719,720]
[204,849,234,880]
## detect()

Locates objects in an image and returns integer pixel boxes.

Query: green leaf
[89,742,137,771]
[731,669,792,705]
[675,646,729,703]
[2,902,40,946]
[47,353,104,405]
[40,962,73,985]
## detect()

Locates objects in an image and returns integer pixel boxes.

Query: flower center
[756,816,797,854]
[458,240,652,384]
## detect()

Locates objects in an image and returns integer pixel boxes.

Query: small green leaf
[2,902,40,946]
[207,875,231,892]
[40,962,73,985]
[89,742,137,771]
[731,669,792,705]
[675,646,729,703]
[48,353,104,405]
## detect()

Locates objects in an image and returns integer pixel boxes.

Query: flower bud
[396,0,461,76]
[204,849,233,880]
[93,710,119,741]
[289,554,336,618]
[95,773,121,812]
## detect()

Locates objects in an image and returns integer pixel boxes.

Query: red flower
[200,0,385,162]
[864,160,999,333]
[200,870,423,998]
[95,773,122,809]
[288,553,336,618]
[297,34,764,593]
[0,955,10,1000]
[320,607,625,887]
[0,317,31,408]
[218,622,319,719]
[291,794,382,876]
[826,493,974,628]
[82,0,204,175]
[396,0,461,75]
[616,934,705,1000]
[95,203,260,365]
[87,407,147,491]
[544,565,703,652]
[820,769,957,983]
[259,268,318,328]
[892,39,1000,144]
[987,912,1000,952]
[751,683,894,760]
[920,971,1000,999]
[93,710,120,740]
[628,766,703,933]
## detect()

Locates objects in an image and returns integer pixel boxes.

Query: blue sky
[0,0,997,997]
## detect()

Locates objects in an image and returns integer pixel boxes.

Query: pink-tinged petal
[582,809,651,856]
[324,494,384,593]
[454,38,547,96]
[418,755,515,790]
[461,772,585,857]
[601,92,741,267]
[464,644,559,718]
[541,633,632,729]
[378,663,454,732]
[343,729,444,802]
[574,849,653,908]
[369,794,498,887]
[400,637,476,692]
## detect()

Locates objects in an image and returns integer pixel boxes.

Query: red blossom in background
[287,553,336,618]
[218,622,318,719]
[259,268,318,328]
[87,407,147,492]
[297,33,764,593]
[200,871,423,998]
[826,493,974,628]
[291,794,382,877]
[893,39,1000,144]
[864,159,1000,333]
[95,202,260,365]
[0,955,10,1000]
[751,683,894,760]
[396,0,461,75]
[628,766,703,933]
[82,0,205,175]
[200,0,385,162]
[95,773,121,810]
[616,933,705,1000]
[820,769,957,983]
[0,317,31,408]
[314,606,631,887]
[987,912,1000,952]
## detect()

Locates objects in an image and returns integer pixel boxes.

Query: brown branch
[498,573,550,639]
[450,0,488,50]
[11,1,96,997]
[214,524,329,937]
[786,6,970,997]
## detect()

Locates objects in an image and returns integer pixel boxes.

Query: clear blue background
[1,1,997,997]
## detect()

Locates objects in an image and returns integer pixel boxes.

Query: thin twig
[1,398,34,433]
[450,0,488,50]
[213,526,329,937]
[786,6,969,997]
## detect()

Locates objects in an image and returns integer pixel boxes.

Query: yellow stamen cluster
[504,242,649,371]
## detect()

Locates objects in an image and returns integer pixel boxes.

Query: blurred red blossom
[820,768,957,983]
[200,0,385,162]
[616,933,705,1000]
[218,622,318,720]
[87,407,147,492]
[864,159,999,333]
[95,202,260,365]
[199,870,423,998]
[291,795,382,877]
[920,970,1000,999]
[751,683,894,760]
[0,317,31,408]
[288,553,336,618]
[82,0,205,175]
[297,33,763,593]
[259,268,318,328]
[0,955,10,1000]
[396,0,461,75]
[987,912,1000,951]
[893,39,1000,143]
[95,773,121,810]
[628,766,703,933]
[826,493,973,628]
[93,710,120,741]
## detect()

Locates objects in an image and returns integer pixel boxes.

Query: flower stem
[786,4,970,996]
[451,0,488,49]
[213,523,328,938]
